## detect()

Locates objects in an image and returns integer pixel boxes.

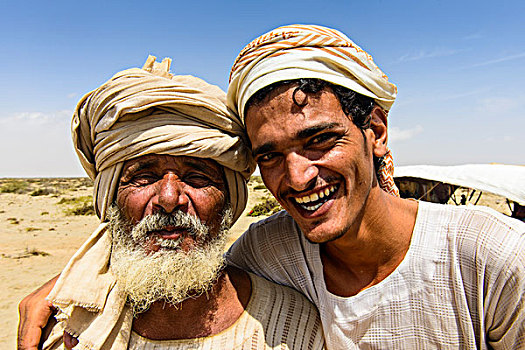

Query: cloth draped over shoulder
[227,24,399,196]
[73,56,256,222]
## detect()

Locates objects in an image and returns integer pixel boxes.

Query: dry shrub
[0,180,31,194]
[7,217,20,225]
[59,195,95,216]
[25,247,50,256]
[248,197,283,217]
[30,187,56,196]
[1,248,50,259]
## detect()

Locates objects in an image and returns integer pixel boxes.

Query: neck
[321,187,418,297]
[132,265,251,340]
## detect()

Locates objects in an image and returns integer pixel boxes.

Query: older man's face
[110,154,230,312]
[246,84,382,244]
[116,154,227,253]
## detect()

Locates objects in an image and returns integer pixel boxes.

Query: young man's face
[245,84,383,243]
[116,154,227,253]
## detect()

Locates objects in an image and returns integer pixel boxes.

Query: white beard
[108,205,233,315]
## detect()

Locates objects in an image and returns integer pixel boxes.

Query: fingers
[18,299,56,350]
[63,332,79,350]
[17,275,60,350]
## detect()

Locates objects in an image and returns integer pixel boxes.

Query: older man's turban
[73,56,256,222]
[227,24,399,196]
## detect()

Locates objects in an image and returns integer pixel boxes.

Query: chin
[301,225,347,244]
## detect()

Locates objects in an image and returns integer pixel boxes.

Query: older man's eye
[184,174,214,188]
[129,174,158,186]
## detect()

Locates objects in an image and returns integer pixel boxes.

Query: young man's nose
[284,152,318,192]
[153,174,189,213]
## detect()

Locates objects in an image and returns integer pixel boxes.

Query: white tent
[394,164,525,205]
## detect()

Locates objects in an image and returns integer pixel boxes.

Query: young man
[225,25,525,348]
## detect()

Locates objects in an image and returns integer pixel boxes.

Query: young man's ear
[369,106,388,158]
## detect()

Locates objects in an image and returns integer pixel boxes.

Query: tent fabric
[394,164,525,205]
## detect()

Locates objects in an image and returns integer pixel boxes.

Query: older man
[224,25,525,348]
[20,25,525,349]
[22,56,324,350]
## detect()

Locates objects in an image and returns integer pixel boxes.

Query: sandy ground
[0,177,511,348]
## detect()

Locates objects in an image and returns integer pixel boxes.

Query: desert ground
[0,177,511,348]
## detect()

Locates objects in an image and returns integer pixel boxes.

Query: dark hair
[245,78,375,130]
[245,78,385,172]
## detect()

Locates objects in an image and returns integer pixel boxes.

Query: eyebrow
[296,122,340,139]
[252,122,341,157]
[185,160,221,176]
[252,142,277,158]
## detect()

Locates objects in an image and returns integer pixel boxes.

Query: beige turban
[227,24,399,196]
[73,56,256,222]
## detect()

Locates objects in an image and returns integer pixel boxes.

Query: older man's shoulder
[248,210,299,238]
[245,271,324,349]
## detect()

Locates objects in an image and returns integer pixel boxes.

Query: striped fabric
[229,25,379,81]
[227,24,399,196]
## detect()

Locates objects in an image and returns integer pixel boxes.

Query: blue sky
[1,0,524,177]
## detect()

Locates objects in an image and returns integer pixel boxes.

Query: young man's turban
[73,56,256,222]
[227,24,399,196]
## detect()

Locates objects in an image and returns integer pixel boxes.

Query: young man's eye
[308,133,338,147]
[256,153,279,166]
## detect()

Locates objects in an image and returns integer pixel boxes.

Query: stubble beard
[108,204,233,315]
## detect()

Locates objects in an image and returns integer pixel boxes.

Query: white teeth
[304,202,322,211]
[293,185,337,210]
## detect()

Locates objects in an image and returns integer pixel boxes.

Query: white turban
[227,24,399,196]
[227,24,397,121]
[73,56,256,222]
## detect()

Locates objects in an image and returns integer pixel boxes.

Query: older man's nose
[153,174,189,213]
[285,152,318,192]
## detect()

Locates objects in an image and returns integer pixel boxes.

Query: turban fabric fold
[227,24,399,196]
[73,56,256,222]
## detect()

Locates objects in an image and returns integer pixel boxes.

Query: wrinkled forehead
[245,83,344,133]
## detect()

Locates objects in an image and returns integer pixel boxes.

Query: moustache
[130,211,209,243]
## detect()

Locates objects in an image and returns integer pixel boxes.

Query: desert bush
[26,227,42,232]
[248,197,283,217]
[58,196,91,205]
[253,184,267,190]
[25,247,50,256]
[30,187,56,196]
[66,204,95,216]
[7,217,20,224]
[59,195,96,216]
[249,175,263,184]
[0,180,31,194]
